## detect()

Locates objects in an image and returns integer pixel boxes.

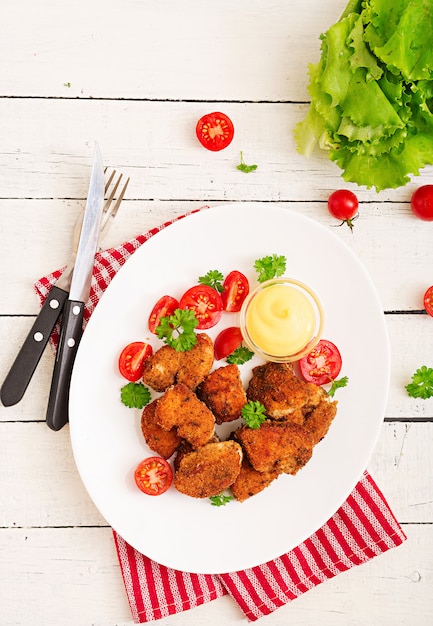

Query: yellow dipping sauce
[245,283,316,357]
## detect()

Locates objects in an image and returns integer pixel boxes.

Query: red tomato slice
[214,326,243,360]
[148,295,179,333]
[179,285,223,329]
[298,339,342,386]
[221,270,249,312]
[424,285,433,316]
[196,112,234,151]
[118,341,153,382]
[134,457,173,496]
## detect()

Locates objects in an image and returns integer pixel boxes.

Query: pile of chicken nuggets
[140,332,338,502]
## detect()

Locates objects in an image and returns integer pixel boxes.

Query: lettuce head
[294,0,433,191]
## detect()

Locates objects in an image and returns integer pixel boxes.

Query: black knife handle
[46,299,84,431]
[1,285,69,407]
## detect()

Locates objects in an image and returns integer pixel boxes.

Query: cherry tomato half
[424,285,433,316]
[148,295,179,333]
[214,326,243,360]
[411,185,433,221]
[179,285,223,329]
[298,339,342,386]
[196,112,235,152]
[328,189,359,231]
[134,457,173,496]
[118,341,153,382]
[221,270,249,312]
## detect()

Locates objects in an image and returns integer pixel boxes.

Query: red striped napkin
[35,211,406,623]
[112,471,405,622]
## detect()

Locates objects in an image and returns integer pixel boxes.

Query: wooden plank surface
[1,0,342,101]
[1,0,433,623]
[2,197,433,315]
[0,99,427,203]
[1,525,431,626]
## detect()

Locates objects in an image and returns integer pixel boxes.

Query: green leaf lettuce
[294,0,433,191]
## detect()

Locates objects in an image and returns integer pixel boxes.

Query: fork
[0,169,130,407]
[58,170,129,289]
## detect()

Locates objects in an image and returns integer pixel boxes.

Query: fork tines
[100,169,130,239]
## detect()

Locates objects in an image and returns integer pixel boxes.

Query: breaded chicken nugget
[230,456,280,502]
[140,399,181,459]
[155,383,215,448]
[176,333,214,390]
[142,344,181,392]
[174,440,243,498]
[142,333,213,393]
[234,421,313,474]
[247,362,325,422]
[304,397,338,445]
[197,364,247,424]
[173,434,221,471]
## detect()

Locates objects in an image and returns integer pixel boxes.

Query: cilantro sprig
[226,346,254,365]
[156,308,198,352]
[236,151,258,174]
[327,376,349,397]
[241,400,267,429]
[406,366,433,399]
[198,270,224,293]
[254,254,287,283]
[121,382,152,409]
[209,492,234,507]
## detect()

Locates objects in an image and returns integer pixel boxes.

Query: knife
[0,225,79,408]
[1,169,127,408]
[45,143,105,431]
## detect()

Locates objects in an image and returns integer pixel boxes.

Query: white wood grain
[0,99,429,203]
[1,525,430,626]
[1,0,343,101]
[2,0,433,622]
[2,198,433,315]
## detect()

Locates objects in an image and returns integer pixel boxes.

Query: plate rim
[69,202,390,573]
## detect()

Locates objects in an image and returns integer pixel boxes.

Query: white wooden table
[1,1,432,624]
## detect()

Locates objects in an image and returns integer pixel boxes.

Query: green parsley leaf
[156,308,198,352]
[120,382,152,409]
[236,151,258,174]
[198,270,224,293]
[241,400,267,429]
[327,376,349,397]
[209,492,234,506]
[405,366,433,399]
[254,254,287,283]
[226,346,254,365]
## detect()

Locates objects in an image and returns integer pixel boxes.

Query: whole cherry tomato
[423,285,433,316]
[328,189,359,231]
[411,185,433,221]
[214,327,243,360]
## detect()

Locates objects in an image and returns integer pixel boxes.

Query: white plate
[69,203,390,574]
